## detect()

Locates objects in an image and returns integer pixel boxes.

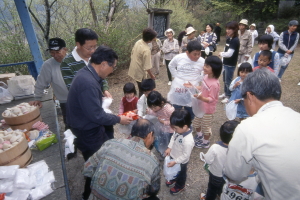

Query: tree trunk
[89,0,98,26]
[105,0,116,33]
[44,0,50,43]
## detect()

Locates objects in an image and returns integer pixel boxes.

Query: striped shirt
[60,48,109,91]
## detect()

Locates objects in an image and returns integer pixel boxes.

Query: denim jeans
[170,162,188,189]
[223,65,236,97]
[278,53,294,78]
[173,104,194,120]
[206,172,225,200]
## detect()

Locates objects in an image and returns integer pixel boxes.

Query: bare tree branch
[28,0,45,33]
[50,0,57,8]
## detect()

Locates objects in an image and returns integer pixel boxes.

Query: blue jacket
[253,50,277,70]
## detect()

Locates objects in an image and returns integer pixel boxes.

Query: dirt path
[61,38,300,200]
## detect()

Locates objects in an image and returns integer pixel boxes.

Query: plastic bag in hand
[226,100,238,120]
[168,77,198,107]
[280,53,292,66]
[102,97,113,113]
[163,156,181,181]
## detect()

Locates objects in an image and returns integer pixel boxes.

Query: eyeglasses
[105,62,117,71]
[82,45,98,51]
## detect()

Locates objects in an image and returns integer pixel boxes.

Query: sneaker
[297,82,300,86]
[168,81,172,86]
[194,135,203,142]
[219,93,226,99]
[195,141,210,149]
[221,97,229,104]
[279,78,281,83]
[170,185,185,195]
[200,193,206,199]
[166,180,176,187]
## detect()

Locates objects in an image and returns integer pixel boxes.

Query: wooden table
[0,90,70,200]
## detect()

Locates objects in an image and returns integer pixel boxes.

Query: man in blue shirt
[66,45,132,199]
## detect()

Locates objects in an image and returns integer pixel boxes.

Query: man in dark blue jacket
[277,20,299,82]
[66,46,132,199]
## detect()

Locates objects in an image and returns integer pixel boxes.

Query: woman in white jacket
[249,23,258,47]
[265,24,279,49]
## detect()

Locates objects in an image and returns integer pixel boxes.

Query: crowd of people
[28,18,300,200]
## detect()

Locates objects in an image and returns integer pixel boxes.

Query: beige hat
[239,19,248,26]
[164,28,175,36]
[250,23,256,27]
[186,27,197,35]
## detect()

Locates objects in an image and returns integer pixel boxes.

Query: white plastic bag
[4,189,30,200]
[191,96,205,118]
[280,53,292,66]
[163,156,181,181]
[118,120,136,136]
[0,81,13,104]
[168,77,196,107]
[14,168,36,189]
[102,97,113,113]
[0,178,14,193]
[0,165,19,179]
[226,100,238,120]
[63,129,76,157]
[200,152,209,174]
[7,75,35,98]
[29,183,54,200]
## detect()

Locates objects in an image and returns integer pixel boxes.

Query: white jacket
[224,101,300,200]
[265,25,280,50]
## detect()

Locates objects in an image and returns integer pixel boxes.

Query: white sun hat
[185,27,197,35]
[239,19,249,26]
[164,28,175,36]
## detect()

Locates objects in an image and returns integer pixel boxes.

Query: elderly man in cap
[238,19,253,64]
[277,20,299,83]
[30,38,69,127]
[82,118,160,200]
[224,69,300,199]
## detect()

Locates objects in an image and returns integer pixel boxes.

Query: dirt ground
[59,37,300,200]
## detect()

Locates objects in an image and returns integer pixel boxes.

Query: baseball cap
[47,38,66,51]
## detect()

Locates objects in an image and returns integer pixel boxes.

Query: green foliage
[0,0,32,74]
[162,2,197,36]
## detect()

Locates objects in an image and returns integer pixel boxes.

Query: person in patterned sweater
[83,119,160,200]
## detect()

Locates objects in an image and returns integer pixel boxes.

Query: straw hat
[164,28,175,36]
[186,27,197,35]
[250,23,256,27]
[239,19,248,26]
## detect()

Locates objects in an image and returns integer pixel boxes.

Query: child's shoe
[195,141,210,149]
[166,180,176,187]
[200,193,206,199]
[170,185,185,195]
[194,135,203,142]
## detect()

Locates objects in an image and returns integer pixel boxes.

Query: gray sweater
[34,57,68,103]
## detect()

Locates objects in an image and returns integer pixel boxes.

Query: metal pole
[14,0,43,74]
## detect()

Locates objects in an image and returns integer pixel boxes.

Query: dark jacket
[66,65,120,152]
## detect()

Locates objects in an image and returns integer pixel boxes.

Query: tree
[28,0,58,44]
